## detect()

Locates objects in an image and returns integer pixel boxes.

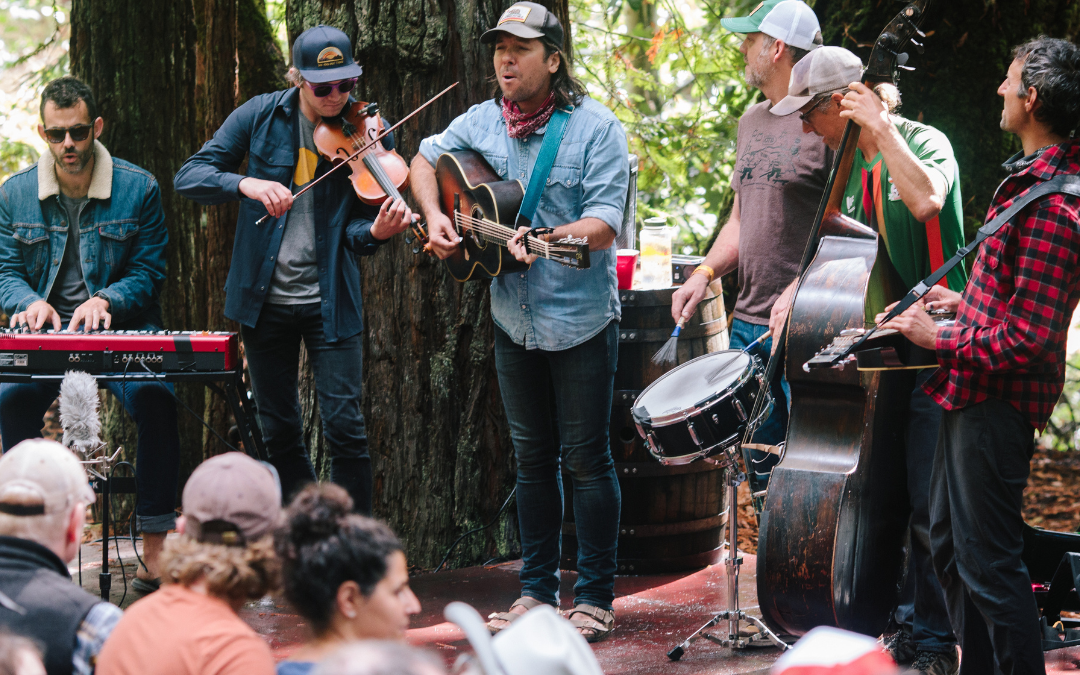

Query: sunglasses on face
[43,124,93,144]
[305,78,358,98]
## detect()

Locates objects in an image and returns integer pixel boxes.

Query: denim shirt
[419,97,629,350]
[0,142,167,328]
[173,87,387,342]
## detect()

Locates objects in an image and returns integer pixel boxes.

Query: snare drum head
[635,350,753,419]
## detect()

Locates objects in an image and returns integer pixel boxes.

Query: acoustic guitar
[423,150,590,282]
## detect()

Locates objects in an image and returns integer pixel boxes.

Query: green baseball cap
[720,0,821,51]
[720,0,784,33]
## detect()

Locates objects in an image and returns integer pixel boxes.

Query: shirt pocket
[538,165,582,220]
[12,225,49,278]
[98,220,140,271]
[247,141,294,186]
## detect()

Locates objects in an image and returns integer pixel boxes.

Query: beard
[52,143,94,175]
[744,42,776,90]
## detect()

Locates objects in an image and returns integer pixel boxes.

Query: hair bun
[284,484,353,545]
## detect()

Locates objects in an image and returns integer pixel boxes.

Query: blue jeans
[0,378,180,533]
[728,319,789,446]
[241,302,371,514]
[893,369,956,653]
[494,321,621,610]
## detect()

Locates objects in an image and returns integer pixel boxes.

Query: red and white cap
[772,627,899,675]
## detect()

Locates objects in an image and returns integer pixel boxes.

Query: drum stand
[667,444,790,659]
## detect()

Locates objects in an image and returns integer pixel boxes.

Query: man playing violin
[410,2,629,642]
[771,47,967,674]
[0,76,181,593]
[174,25,414,515]
[882,37,1080,675]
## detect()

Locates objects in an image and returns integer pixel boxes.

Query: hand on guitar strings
[423,211,462,260]
[370,196,418,241]
[507,226,540,265]
[874,299,939,350]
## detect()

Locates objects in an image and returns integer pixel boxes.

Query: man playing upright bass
[411,2,630,642]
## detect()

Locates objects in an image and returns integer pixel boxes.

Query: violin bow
[254,82,459,226]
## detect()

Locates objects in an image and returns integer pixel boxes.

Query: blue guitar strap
[514,106,572,232]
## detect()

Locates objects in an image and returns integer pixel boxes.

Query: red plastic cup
[617,249,639,290]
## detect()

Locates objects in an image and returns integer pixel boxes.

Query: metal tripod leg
[222,372,266,461]
[667,454,790,660]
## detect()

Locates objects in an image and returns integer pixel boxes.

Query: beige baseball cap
[182,452,281,546]
[771,46,865,116]
[0,439,96,518]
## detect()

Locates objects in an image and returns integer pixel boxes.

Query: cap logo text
[499,5,532,23]
[317,46,344,67]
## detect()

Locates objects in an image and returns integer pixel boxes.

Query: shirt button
[521,304,527,309]
[520,274,525,279]
[270,256,274,261]
[259,286,265,291]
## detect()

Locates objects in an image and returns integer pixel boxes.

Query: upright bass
[756,0,933,637]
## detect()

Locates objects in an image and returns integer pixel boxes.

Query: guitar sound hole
[470,207,485,246]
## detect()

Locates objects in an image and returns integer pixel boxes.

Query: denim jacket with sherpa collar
[0,141,167,328]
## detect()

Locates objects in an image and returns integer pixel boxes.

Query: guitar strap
[830,173,1080,364]
[514,106,572,233]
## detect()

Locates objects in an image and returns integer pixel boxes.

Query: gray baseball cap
[481,2,565,49]
[771,46,864,116]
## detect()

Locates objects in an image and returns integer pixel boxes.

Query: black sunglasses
[305,78,358,98]
[43,124,93,144]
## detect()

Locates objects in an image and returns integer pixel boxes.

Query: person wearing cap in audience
[173,26,416,515]
[411,1,629,642]
[0,439,122,675]
[769,46,966,675]
[274,484,421,675]
[670,0,829,466]
[95,452,283,675]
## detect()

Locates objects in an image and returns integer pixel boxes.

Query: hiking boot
[903,649,960,675]
[880,630,916,666]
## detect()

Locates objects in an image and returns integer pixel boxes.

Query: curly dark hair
[40,76,98,122]
[1012,36,1080,137]
[491,38,588,109]
[275,484,403,634]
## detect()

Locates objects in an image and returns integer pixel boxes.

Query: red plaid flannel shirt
[923,140,1080,430]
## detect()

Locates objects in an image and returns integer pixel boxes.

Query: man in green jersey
[771,47,967,675]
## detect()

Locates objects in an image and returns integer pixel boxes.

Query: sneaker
[903,649,960,675]
[880,630,917,666]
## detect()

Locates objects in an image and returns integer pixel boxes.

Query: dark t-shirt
[50,193,91,321]
[731,101,831,324]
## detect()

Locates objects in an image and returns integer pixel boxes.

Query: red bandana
[501,93,556,139]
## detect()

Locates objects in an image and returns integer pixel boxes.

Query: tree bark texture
[284,0,569,568]
[70,0,285,512]
[809,0,1080,235]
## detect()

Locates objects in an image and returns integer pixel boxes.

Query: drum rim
[631,350,757,428]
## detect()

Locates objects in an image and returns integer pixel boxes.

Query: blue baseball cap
[292,25,363,83]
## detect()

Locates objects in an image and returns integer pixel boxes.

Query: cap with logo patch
[0,439,95,519]
[292,25,363,84]
[720,0,821,52]
[481,2,565,49]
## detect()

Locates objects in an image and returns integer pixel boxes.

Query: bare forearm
[873,122,945,223]
[702,194,742,278]
[550,218,615,251]
[409,154,443,219]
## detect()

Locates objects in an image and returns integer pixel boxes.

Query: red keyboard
[0,330,239,374]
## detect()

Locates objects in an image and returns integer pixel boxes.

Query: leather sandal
[566,604,615,643]
[486,596,546,635]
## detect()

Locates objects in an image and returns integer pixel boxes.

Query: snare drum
[631,350,772,466]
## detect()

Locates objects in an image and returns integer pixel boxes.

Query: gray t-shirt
[266,113,321,304]
[49,193,91,322]
[731,100,831,324]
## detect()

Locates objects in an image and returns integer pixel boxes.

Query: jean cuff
[137,512,177,534]
[912,641,957,653]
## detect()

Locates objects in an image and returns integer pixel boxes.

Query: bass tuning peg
[909,38,925,54]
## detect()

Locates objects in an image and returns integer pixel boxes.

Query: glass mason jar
[638,217,673,289]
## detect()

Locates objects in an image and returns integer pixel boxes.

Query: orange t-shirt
[96,584,275,675]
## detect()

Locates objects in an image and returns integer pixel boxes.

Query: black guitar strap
[829,174,1080,365]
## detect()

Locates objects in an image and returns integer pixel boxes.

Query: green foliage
[571,0,758,254]
[0,140,38,182]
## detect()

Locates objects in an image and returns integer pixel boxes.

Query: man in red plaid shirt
[882,37,1080,675]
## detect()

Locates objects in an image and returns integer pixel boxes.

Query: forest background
[1,0,1079,568]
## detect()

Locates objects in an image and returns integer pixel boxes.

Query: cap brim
[444,602,506,675]
[719,16,761,33]
[770,94,813,116]
[480,24,545,44]
[299,63,363,84]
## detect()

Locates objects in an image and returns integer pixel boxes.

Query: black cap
[480,2,564,49]
[292,25,363,83]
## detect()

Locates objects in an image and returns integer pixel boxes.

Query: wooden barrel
[562,283,729,573]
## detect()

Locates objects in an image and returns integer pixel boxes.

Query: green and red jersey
[840,117,968,293]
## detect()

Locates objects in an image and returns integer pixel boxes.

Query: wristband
[692,265,715,282]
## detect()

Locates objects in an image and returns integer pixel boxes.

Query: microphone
[59,370,103,458]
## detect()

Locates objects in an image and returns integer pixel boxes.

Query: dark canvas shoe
[903,649,960,675]
[880,630,917,666]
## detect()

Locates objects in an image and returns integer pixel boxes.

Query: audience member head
[310,641,445,675]
[276,484,421,641]
[0,633,45,675]
[1002,36,1080,139]
[0,439,95,564]
[162,452,282,607]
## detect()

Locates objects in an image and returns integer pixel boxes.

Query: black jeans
[242,302,371,513]
[893,370,956,653]
[494,321,621,610]
[930,398,1045,675]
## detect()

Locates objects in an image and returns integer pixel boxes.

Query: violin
[314,101,429,247]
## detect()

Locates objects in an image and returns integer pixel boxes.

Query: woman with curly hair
[97,453,283,675]
[275,484,421,675]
